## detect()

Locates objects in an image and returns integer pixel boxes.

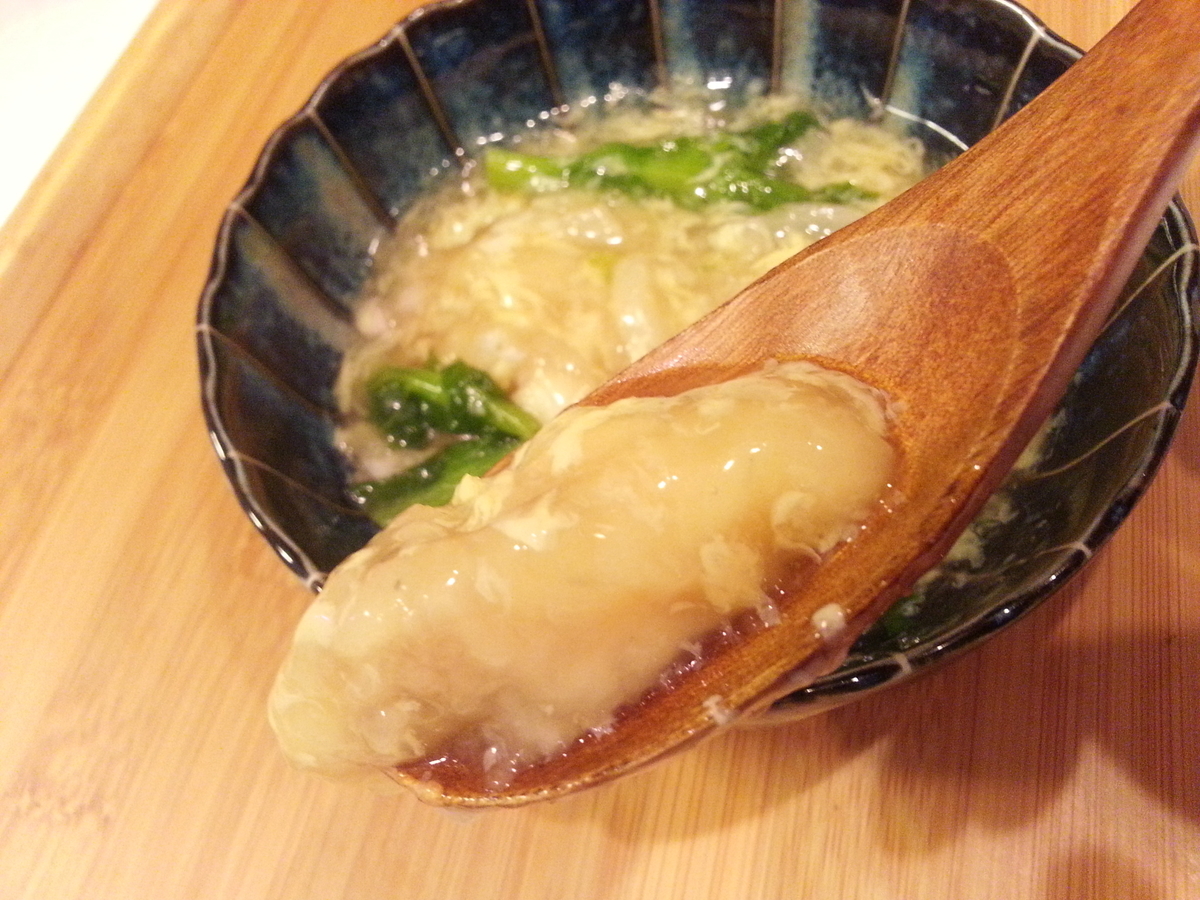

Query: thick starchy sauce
[336,99,925,482]
[269,361,895,784]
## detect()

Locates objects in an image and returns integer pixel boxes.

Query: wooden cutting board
[1,1,1196,897]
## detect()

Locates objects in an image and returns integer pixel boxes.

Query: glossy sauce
[269,361,896,784]
[336,102,925,482]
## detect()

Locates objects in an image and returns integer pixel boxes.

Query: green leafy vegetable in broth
[366,360,541,448]
[353,360,541,524]
[485,110,876,211]
[351,434,523,525]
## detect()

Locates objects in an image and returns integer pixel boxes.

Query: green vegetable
[366,360,541,448]
[355,360,541,524]
[351,435,522,526]
[484,110,875,211]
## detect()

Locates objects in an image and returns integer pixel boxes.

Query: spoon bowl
[385,0,1200,805]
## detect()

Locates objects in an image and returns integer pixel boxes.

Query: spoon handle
[897,0,1200,327]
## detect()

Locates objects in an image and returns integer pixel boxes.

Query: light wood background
[0,1,1196,897]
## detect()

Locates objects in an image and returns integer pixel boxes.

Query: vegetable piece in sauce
[270,360,896,788]
[350,435,523,526]
[366,360,541,448]
[485,110,876,211]
[352,360,541,524]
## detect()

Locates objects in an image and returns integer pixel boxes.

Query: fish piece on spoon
[272,0,1200,806]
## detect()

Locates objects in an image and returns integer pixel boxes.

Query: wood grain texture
[0,1,1196,897]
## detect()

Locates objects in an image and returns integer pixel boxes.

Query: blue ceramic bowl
[197,0,1198,718]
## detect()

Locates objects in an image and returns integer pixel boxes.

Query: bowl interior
[196,0,1199,715]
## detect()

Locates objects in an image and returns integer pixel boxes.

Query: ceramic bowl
[196,0,1199,718]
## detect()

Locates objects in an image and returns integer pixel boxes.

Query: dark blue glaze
[405,0,558,149]
[241,119,390,312]
[534,0,659,101]
[659,0,776,97]
[891,0,1040,144]
[206,213,353,413]
[203,336,353,504]
[806,0,905,117]
[315,39,459,220]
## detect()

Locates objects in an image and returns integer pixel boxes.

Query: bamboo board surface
[0,1,1196,897]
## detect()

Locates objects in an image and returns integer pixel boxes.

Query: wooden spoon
[393,0,1200,806]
